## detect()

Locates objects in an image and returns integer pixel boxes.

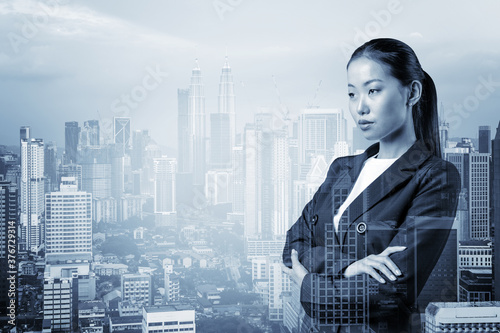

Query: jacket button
[356,222,367,234]
[311,214,318,225]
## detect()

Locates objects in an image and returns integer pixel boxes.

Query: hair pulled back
[347,38,440,157]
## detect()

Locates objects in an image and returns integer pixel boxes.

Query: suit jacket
[283,140,461,333]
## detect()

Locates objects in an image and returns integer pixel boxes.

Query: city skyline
[1,1,500,148]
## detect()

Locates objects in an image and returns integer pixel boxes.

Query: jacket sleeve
[298,158,461,318]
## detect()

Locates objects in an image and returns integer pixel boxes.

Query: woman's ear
[407,80,422,107]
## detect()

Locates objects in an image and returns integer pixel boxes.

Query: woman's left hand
[281,249,309,286]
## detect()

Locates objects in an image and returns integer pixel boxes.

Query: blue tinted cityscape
[1,1,500,333]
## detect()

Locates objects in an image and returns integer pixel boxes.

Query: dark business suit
[283,140,460,333]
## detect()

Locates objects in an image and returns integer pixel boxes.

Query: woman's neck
[377,136,416,159]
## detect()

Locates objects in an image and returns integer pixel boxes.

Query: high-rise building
[58,164,82,191]
[298,108,347,165]
[205,169,232,205]
[232,145,245,214]
[163,263,179,303]
[459,269,492,302]
[121,273,152,306]
[439,117,450,159]
[210,56,236,169]
[64,121,80,164]
[188,60,206,187]
[153,157,176,214]
[479,125,491,154]
[492,121,500,301]
[43,276,78,332]
[44,142,57,192]
[45,177,92,262]
[447,149,490,240]
[0,180,17,320]
[244,113,291,240]
[268,255,291,322]
[20,134,44,253]
[142,305,195,333]
[131,129,149,171]
[82,163,111,199]
[80,120,100,147]
[114,117,131,155]
[177,89,190,174]
[425,302,500,332]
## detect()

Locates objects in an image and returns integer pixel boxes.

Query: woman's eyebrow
[348,79,383,88]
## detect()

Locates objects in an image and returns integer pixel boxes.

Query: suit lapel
[339,140,433,247]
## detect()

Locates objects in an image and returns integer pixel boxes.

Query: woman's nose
[356,96,369,115]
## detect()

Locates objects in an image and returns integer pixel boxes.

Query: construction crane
[307,80,322,109]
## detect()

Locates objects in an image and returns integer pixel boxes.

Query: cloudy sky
[1,0,499,150]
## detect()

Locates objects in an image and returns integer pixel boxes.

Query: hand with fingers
[344,246,406,283]
[281,249,309,286]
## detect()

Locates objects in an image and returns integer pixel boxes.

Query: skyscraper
[244,112,291,240]
[44,141,57,192]
[177,88,190,173]
[479,125,491,154]
[0,180,17,320]
[153,157,176,214]
[447,148,490,240]
[80,120,100,147]
[492,121,500,300]
[20,133,44,253]
[114,117,131,156]
[210,56,235,169]
[45,177,92,262]
[188,60,206,187]
[298,108,347,165]
[65,121,80,164]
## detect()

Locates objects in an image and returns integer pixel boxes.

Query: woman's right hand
[343,246,406,283]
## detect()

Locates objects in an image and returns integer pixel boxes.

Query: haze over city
[0,0,499,148]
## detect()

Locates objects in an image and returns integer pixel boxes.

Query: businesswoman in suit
[282,38,460,332]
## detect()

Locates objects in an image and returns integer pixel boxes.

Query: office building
[64,121,80,164]
[268,255,291,322]
[459,240,492,270]
[493,121,500,300]
[114,117,131,155]
[479,125,491,154]
[425,302,500,332]
[81,162,111,199]
[205,169,232,205]
[188,60,206,187]
[210,56,236,169]
[44,142,57,192]
[244,113,291,240]
[232,145,245,214]
[459,269,493,302]
[0,180,17,319]
[45,177,92,262]
[20,133,45,253]
[447,148,490,240]
[298,108,347,165]
[153,157,176,214]
[80,120,100,147]
[131,129,149,171]
[58,164,82,190]
[177,88,190,174]
[121,273,152,306]
[142,305,195,333]
[43,276,78,333]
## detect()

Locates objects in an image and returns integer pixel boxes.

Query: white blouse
[333,155,398,233]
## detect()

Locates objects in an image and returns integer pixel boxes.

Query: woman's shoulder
[417,154,461,188]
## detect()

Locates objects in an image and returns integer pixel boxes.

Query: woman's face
[347,57,412,143]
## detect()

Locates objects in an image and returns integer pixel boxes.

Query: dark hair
[347,38,441,157]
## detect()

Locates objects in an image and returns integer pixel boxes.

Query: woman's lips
[358,119,373,130]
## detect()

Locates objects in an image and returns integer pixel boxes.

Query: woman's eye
[348,92,355,98]
[368,89,378,94]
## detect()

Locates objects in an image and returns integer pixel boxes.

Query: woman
[282,38,460,332]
